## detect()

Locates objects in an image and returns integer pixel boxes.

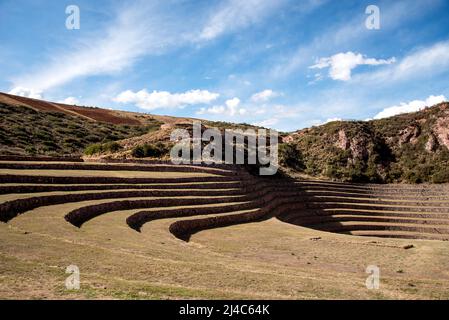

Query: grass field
[1,161,449,299]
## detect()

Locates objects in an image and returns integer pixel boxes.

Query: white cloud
[197,97,246,116]
[310,52,395,81]
[374,95,447,119]
[198,105,226,115]
[272,1,432,78]
[113,89,219,111]
[8,87,43,99]
[250,89,279,102]
[226,97,245,116]
[199,0,283,40]
[59,97,79,105]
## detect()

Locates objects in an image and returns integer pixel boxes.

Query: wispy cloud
[359,40,449,84]
[198,0,284,41]
[10,1,208,95]
[9,0,287,99]
[12,5,150,92]
[250,89,279,102]
[11,3,181,94]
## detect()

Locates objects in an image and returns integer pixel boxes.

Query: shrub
[131,145,146,158]
[84,142,121,155]
[346,162,368,182]
[132,142,170,158]
[279,143,305,170]
[25,146,36,154]
[325,164,341,179]
[432,168,449,183]
[404,170,423,184]
[84,144,102,155]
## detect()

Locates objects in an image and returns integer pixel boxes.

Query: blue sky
[1,0,449,131]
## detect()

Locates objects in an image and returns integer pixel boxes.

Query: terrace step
[127,206,261,231]
[0,162,241,176]
[289,214,449,226]
[304,190,449,199]
[302,221,449,235]
[65,198,258,227]
[0,184,244,194]
[347,230,449,240]
[281,208,449,220]
[0,190,251,222]
[0,174,245,184]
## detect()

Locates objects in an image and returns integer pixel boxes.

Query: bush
[131,145,145,158]
[105,141,122,153]
[25,146,36,154]
[84,144,102,155]
[279,143,305,170]
[84,142,121,155]
[404,170,423,184]
[131,142,170,158]
[432,168,449,183]
[325,164,341,179]
[346,161,369,182]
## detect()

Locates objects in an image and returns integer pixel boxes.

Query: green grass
[0,103,162,156]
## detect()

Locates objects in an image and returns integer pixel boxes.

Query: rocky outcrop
[435,117,449,150]
[336,129,350,150]
[282,135,294,143]
[350,135,369,161]
[399,126,420,145]
[425,134,438,152]
[335,129,369,161]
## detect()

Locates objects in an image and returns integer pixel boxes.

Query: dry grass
[1,164,449,299]
[2,206,449,299]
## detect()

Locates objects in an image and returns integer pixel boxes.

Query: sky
[1,0,449,132]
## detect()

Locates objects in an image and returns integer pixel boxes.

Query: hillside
[0,92,177,125]
[282,102,449,183]
[0,93,225,157]
[0,92,261,159]
[2,92,449,183]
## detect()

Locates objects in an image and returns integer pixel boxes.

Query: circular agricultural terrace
[1,157,449,241]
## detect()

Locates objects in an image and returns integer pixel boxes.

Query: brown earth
[0,92,197,126]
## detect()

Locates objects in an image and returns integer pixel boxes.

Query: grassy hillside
[281,102,449,183]
[0,93,262,159]
[0,103,162,156]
